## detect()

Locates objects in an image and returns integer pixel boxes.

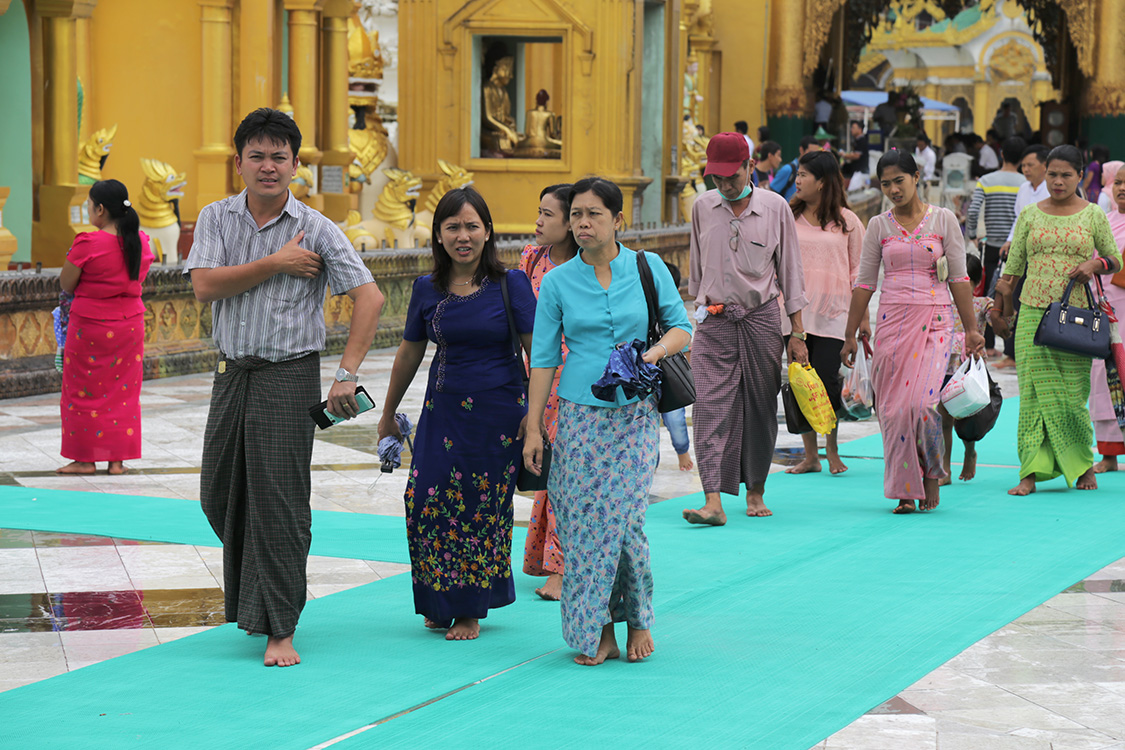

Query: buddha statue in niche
[481,56,522,156]
[514,89,562,159]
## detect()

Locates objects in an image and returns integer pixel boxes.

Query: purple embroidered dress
[854,206,969,500]
[401,272,536,626]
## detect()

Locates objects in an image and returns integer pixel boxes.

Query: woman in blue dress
[523,177,692,665]
[378,188,535,641]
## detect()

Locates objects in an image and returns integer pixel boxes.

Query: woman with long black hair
[58,179,155,475]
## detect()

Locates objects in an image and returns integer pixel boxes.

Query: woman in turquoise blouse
[523,177,691,666]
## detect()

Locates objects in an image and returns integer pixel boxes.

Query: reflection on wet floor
[0,529,164,548]
[0,588,226,633]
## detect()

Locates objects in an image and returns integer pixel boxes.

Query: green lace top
[1007,203,1121,309]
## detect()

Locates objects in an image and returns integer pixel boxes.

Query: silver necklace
[450,279,473,286]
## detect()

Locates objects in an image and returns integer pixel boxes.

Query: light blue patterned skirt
[549,397,659,657]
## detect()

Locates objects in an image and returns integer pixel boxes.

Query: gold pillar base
[194,147,236,211]
[33,185,94,267]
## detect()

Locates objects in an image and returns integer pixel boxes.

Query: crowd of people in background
[53,106,1123,670]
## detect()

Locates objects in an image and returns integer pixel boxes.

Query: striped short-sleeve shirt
[184,190,374,362]
[965,170,1025,246]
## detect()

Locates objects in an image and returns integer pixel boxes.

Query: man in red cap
[683,132,809,525]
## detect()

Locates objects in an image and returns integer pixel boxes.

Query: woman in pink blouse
[57,180,155,475]
[784,151,865,475]
[520,183,577,601]
[841,151,984,514]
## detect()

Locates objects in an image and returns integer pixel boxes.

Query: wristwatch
[335,367,359,383]
[790,331,807,341]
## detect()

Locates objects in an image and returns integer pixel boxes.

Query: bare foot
[682,507,726,526]
[959,448,977,482]
[424,618,444,629]
[938,476,952,487]
[626,626,655,662]
[986,348,1000,358]
[1094,456,1119,474]
[785,458,822,474]
[107,461,127,475]
[574,624,620,666]
[445,618,480,641]
[919,479,940,511]
[746,490,772,517]
[1076,468,1098,490]
[677,453,694,471]
[827,453,848,474]
[263,635,300,667]
[893,500,916,514]
[1008,477,1036,496]
[994,357,1016,369]
[56,461,96,475]
[535,573,562,601]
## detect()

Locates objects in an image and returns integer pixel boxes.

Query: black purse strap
[499,272,530,386]
[635,250,664,347]
[1060,277,1098,313]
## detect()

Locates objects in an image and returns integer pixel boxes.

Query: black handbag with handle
[500,272,551,492]
[635,250,696,413]
[1033,278,1111,359]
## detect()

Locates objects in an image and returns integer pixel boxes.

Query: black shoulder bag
[1033,277,1111,359]
[500,272,551,492]
[635,251,696,413]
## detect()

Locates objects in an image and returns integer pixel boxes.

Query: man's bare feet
[959,448,977,481]
[827,453,848,474]
[535,573,562,601]
[683,495,726,526]
[994,356,1016,369]
[785,458,822,474]
[893,500,916,514]
[264,635,300,667]
[574,624,620,666]
[1076,468,1098,490]
[107,461,127,475]
[1094,456,1119,474]
[626,626,655,662]
[1008,476,1036,496]
[677,453,694,471]
[746,486,772,517]
[56,461,96,475]
[445,618,480,640]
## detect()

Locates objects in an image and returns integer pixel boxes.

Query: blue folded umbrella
[591,339,662,402]
[377,412,415,471]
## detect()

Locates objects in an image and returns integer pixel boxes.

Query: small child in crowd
[662,263,693,472]
[940,254,993,483]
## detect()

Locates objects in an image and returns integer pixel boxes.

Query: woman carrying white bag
[939,255,996,483]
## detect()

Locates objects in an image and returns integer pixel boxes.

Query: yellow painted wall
[711,0,769,141]
[85,1,205,218]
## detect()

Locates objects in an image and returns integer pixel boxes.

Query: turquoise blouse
[530,243,692,408]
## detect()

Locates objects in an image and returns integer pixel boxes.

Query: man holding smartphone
[185,108,384,667]
[682,132,807,526]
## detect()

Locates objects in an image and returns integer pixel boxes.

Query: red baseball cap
[704,132,750,176]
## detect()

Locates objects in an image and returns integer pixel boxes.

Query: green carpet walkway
[2,448,1122,748]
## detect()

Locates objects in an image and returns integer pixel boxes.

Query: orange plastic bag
[787,362,837,435]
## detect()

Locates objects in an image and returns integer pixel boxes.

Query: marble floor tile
[154,625,217,643]
[824,714,936,749]
[59,628,159,648]
[0,549,46,595]
[36,546,131,592]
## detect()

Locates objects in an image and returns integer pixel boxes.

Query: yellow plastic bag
[787,362,837,435]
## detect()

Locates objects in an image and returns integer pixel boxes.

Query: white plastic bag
[841,336,874,420]
[940,355,990,419]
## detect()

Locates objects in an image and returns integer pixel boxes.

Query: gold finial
[278,93,294,118]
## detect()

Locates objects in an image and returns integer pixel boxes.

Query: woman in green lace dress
[995,145,1122,495]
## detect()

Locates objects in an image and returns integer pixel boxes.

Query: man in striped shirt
[185,108,385,668]
[964,137,1025,355]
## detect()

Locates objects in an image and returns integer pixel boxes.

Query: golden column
[318,0,352,221]
[1087,0,1125,156]
[33,0,97,267]
[764,0,809,159]
[286,0,325,185]
[194,0,236,212]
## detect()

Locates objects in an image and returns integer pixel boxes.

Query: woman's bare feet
[785,457,822,474]
[56,461,96,475]
[1076,468,1098,490]
[938,475,953,487]
[919,478,940,511]
[746,486,772,517]
[994,356,1016,369]
[827,452,848,474]
[1008,476,1036,496]
[107,461,127,475]
[893,500,916,514]
[535,573,562,601]
[424,617,444,629]
[574,624,620,666]
[445,618,480,641]
[677,452,694,471]
[264,635,300,667]
[625,626,655,662]
[959,447,977,481]
[1094,456,1119,474]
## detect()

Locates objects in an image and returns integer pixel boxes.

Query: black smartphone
[308,385,376,430]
